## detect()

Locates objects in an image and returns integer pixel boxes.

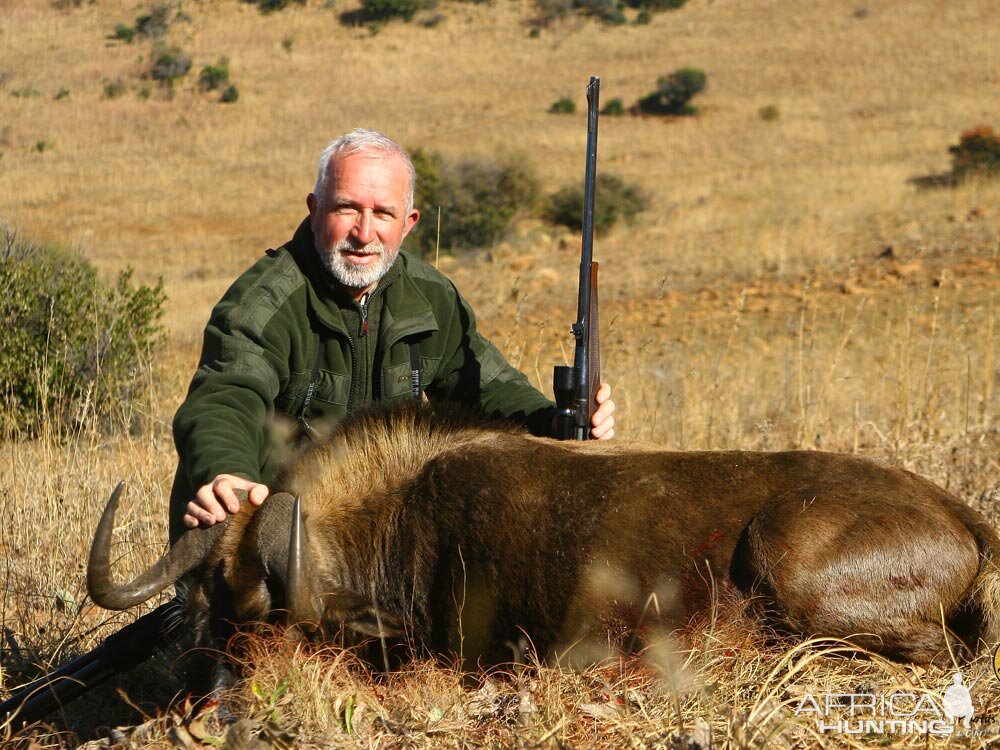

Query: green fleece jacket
[169,219,555,539]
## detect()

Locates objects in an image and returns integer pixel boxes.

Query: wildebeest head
[86,404,505,649]
[88,487,411,654]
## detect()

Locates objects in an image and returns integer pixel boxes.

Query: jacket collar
[286,218,438,341]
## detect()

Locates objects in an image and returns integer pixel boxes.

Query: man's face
[307,151,419,297]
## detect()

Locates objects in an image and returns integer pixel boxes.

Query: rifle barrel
[572,76,601,438]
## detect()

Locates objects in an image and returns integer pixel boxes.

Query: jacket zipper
[359,292,370,337]
[346,331,357,413]
[347,290,372,412]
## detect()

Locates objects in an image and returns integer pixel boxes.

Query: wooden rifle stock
[0,601,178,728]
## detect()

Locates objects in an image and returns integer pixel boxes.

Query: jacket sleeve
[172,293,291,492]
[426,282,556,437]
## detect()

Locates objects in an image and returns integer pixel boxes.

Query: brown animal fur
[92,402,1000,667]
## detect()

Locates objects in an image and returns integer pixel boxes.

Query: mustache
[332,240,385,256]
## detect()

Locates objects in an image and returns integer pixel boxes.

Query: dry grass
[1,0,999,746]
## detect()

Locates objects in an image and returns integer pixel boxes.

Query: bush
[758,104,780,121]
[361,0,423,21]
[600,97,625,116]
[0,227,165,436]
[409,149,540,255]
[245,0,306,12]
[219,84,239,103]
[636,67,706,116]
[103,79,127,99]
[135,3,172,39]
[545,173,647,235]
[111,23,137,43]
[549,96,575,114]
[339,0,436,26]
[534,0,683,25]
[625,0,686,8]
[150,47,192,87]
[198,58,230,91]
[543,0,623,23]
[949,125,1000,181]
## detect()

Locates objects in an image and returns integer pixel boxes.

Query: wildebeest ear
[319,589,405,638]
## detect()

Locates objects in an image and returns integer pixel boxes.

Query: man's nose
[352,209,375,245]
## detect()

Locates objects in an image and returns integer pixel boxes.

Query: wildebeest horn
[284,495,404,642]
[286,495,321,630]
[88,481,229,610]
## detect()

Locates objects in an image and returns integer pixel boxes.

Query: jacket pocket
[311,369,350,407]
[383,357,439,402]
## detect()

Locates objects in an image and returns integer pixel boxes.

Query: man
[171,129,615,539]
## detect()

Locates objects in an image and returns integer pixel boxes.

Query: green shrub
[600,97,625,116]
[949,125,1000,181]
[545,173,647,235]
[54,88,71,100]
[534,0,682,25]
[150,47,192,87]
[549,96,575,114]
[338,0,436,26]
[246,0,306,12]
[244,0,306,13]
[625,0,686,8]
[758,103,780,121]
[198,58,230,91]
[220,84,239,103]
[11,87,42,99]
[636,67,706,116]
[361,0,423,21]
[112,23,137,42]
[136,3,172,39]
[409,149,540,255]
[582,0,625,23]
[103,79,127,99]
[0,227,165,436]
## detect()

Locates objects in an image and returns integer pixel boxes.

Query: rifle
[553,76,601,441]
[0,601,178,728]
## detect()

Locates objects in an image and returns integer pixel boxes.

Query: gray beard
[317,239,397,291]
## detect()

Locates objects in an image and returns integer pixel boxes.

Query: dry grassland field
[1,0,999,746]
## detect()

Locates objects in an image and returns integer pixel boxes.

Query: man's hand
[590,382,616,440]
[183,474,270,529]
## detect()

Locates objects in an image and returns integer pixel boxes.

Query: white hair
[313,129,416,213]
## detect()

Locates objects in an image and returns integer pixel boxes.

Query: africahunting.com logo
[793,672,977,737]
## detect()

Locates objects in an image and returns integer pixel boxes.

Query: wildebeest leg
[732,492,981,664]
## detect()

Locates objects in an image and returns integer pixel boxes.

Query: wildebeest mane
[276,401,532,515]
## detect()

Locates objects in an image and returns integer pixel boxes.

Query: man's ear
[400,208,420,241]
[306,193,318,218]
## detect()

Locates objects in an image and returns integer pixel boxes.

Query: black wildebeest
[88,403,1000,670]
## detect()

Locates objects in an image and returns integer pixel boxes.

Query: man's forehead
[329,151,407,196]
[331,149,406,175]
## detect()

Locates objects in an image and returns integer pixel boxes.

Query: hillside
[0,0,998,746]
